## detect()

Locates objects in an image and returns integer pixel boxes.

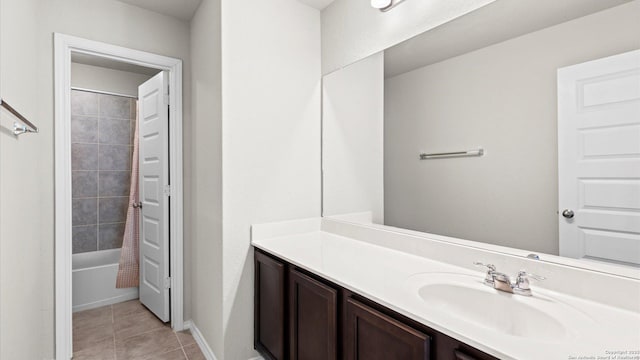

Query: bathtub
[72,248,139,312]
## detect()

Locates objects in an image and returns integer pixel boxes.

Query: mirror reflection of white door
[558,49,640,267]
[138,71,171,321]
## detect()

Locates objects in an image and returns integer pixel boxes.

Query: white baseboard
[184,320,218,360]
[183,320,265,360]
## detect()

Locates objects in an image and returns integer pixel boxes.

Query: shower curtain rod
[71,87,138,99]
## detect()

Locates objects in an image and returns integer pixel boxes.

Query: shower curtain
[116,104,140,288]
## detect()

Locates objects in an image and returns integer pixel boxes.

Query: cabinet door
[345,298,430,360]
[435,333,498,360]
[454,350,481,360]
[255,251,286,360]
[289,269,338,360]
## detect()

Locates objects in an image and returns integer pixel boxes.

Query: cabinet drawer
[345,298,431,360]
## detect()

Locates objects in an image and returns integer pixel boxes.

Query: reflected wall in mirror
[322,0,640,269]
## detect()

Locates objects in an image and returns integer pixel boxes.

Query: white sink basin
[405,272,594,342]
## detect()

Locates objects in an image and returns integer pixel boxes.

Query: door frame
[54,33,184,359]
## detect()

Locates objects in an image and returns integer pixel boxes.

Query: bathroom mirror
[321,0,640,274]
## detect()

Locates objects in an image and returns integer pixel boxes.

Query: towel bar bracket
[13,122,38,136]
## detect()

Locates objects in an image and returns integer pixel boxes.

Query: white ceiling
[297,0,336,10]
[115,0,332,20]
[116,0,203,21]
[384,0,632,78]
[71,53,160,76]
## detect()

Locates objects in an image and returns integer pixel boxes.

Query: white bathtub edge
[72,289,139,313]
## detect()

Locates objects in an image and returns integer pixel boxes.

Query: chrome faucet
[473,262,545,296]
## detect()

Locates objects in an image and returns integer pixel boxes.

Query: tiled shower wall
[71,89,136,254]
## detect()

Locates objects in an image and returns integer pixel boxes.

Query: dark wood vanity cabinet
[255,249,497,360]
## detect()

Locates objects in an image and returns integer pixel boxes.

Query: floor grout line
[115,322,168,342]
[175,331,183,347]
[113,334,117,360]
[175,332,189,360]
[112,305,117,360]
[141,346,185,360]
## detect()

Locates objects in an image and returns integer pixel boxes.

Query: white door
[138,71,171,321]
[558,49,640,266]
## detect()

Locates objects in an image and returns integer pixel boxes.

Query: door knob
[132,202,143,209]
[562,209,574,219]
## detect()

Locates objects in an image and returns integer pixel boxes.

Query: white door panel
[576,210,640,234]
[580,229,640,265]
[579,179,640,210]
[558,49,640,266]
[580,70,640,107]
[138,71,170,322]
[580,125,640,158]
[577,160,640,178]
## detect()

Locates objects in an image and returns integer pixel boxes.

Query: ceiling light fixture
[370,0,392,10]
[370,0,405,12]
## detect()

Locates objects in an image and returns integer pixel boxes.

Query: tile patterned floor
[72,300,206,360]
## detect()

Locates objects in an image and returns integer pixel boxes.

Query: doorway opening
[54,34,185,360]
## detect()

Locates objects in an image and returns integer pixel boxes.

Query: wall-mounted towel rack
[419,148,484,160]
[0,97,39,135]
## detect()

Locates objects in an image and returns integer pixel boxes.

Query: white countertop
[252,218,640,360]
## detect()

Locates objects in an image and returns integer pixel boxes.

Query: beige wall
[188,1,322,358]
[0,0,49,358]
[323,52,384,223]
[1,0,191,357]
[71,62,153,97]
[220,0,321,358]
[189,0,224,357]
[320,0,495,74]
[384,1,640,254]
[3,0,320,358]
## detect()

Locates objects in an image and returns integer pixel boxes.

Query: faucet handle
[517,270,545,282]
[473,262,496,271]
[514,270,546,296]
[474,262,497,285]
